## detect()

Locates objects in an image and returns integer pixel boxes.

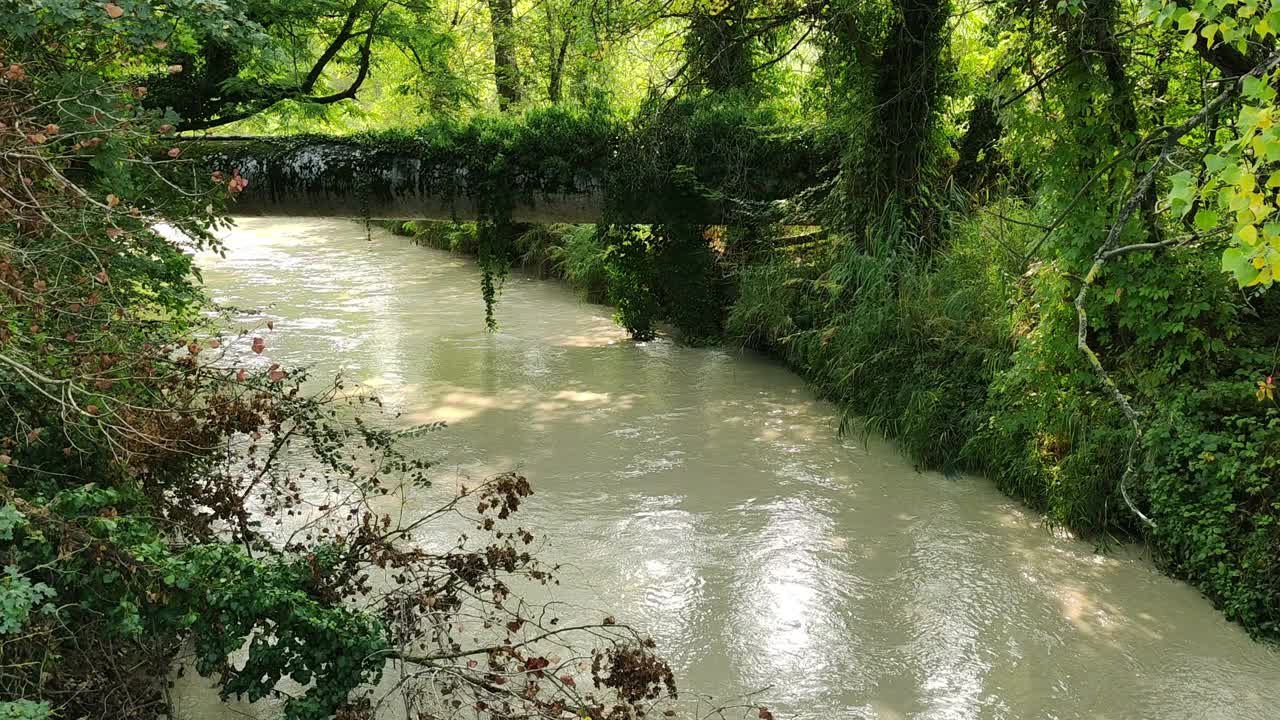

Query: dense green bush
[401,219,482,254]
[1143,384,1280,635]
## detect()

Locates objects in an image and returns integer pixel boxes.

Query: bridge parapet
[188,124,829,223]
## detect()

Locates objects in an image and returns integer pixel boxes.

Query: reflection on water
[174,217,1279,720]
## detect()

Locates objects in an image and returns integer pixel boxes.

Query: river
[172,217,1278,720]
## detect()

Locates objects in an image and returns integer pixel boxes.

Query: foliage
[729,204,1022,470]
[0,562,54,636]
[0,700,49,720]
[1143,0,1280,287]
[399,219,482,255]
[601,225,665,340]
[552,224,612,301]
[1143,383,1280,635]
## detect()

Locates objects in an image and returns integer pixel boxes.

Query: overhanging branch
[176,2,386,131]
[1073,50,1280,529]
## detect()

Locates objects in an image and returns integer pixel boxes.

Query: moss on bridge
[186,103,835,223]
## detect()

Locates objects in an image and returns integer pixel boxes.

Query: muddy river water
[172,217,1278,720]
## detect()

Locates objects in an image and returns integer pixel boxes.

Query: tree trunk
[868,0,951,202]
[549,29,570,102]
[687,1,755,92]
[1083,0,1159,240]
[487,0,521,111]
[954,93,1004,194]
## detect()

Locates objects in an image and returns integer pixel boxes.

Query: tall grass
[729,204,1026,472]
[547,224,609,302]
[401,220,481,254]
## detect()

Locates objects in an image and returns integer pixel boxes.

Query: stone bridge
[189,130,829,224]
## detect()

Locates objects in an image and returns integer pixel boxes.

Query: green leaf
[0,566,56,635]
[0,505,24,542]
[1168,170,1198,216]
[1195,210,1220,230]
[0,699,51,720]
[1205,153,1232,176]
[1222,246,1262,285]
[1243,75,1278,103]
[1239,105,1268,131]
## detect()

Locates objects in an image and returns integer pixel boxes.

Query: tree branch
[302,0,368,93]
[176,2,385,131]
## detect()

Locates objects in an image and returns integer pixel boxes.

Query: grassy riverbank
[386,216,1280,642]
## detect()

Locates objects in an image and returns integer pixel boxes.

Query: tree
[487,0,522,110]
[126,0,462,131]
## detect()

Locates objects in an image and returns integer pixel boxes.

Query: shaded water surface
[175,217,1278,720]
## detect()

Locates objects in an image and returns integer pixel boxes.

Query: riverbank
[384,217,1280,643]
